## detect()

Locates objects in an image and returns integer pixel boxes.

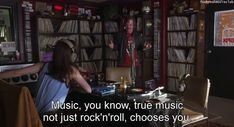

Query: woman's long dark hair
[48,40,75,82]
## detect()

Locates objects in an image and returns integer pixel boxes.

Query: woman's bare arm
[71,66,92,93]
[0,63,43,79]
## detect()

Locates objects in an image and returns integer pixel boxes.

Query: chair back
[106,67,131,84]
[184,76,211,109]
[0,80,43,127]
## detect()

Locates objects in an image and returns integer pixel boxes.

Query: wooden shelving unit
[36,15,104,73]
[167,12,199,92]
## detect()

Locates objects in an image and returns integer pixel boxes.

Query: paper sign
[1,41,16,52]
[214,9,234,47]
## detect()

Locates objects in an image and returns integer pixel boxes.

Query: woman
[0,39,91,114]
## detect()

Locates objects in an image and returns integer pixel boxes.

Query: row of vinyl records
[81,48,118,60]
[105,48,118,59]
[38,18,120,34]
[153,8,161,79]
[168,32,196,46]
[38,35,79,51]
[81,48,102,61]
[39,35,102,48]
[168,63,194,77]
[154,60,160,78]
[38,18,78,33]
[38,18,104,33]
[168,14,197,31]
[80,21,102,33]
[80,60,118,73]
[104,21,118,33]
[37,34,117,61]
[104,34,117,46]
[81,61,103,73]
[106,61,118,67]
[154,8,161,31]
[154,49,160,60]
[168,48,195,63]
[154,31,160,60]
[80,35,102,47]
[38,35,79,62]
[38,35,105,50]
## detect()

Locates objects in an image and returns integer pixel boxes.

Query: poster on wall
[214,9,234,47]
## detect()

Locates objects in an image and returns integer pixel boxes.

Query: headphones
[54,39,77,62]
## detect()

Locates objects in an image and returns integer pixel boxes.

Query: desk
[65,90,181,127]
[41,90,182,127]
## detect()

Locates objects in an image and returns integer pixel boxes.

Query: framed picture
[214,9,234,47]
[0,6,14,42]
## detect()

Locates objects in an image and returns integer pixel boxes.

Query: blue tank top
[35,63,69,114]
